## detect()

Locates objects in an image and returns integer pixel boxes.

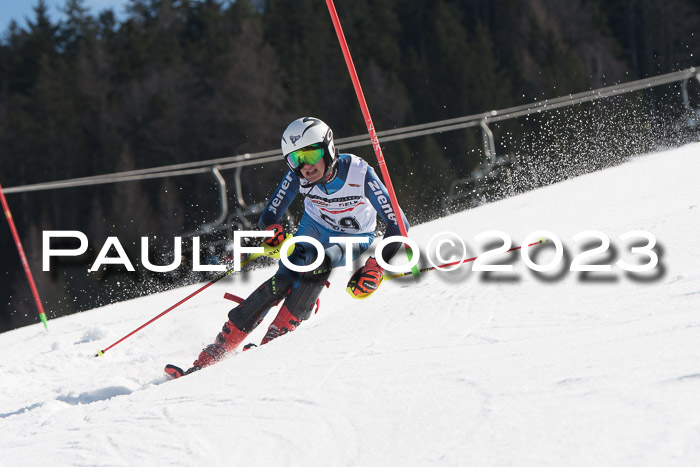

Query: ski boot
[166,274,292,378]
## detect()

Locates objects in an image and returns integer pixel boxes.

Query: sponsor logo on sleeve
[367,180,397,222]
[269,172,294,214]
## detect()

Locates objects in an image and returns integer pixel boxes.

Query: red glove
[346,257,384,299]
[262,224,286,247]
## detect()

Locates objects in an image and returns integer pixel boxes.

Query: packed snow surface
[1,143,700,466]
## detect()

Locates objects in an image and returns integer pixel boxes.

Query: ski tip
[164,364,185,380]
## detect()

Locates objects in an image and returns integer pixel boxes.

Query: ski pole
[0,182,48,329]
[385,239,546,280]
[325,0,420,278]
[95,236,293,357]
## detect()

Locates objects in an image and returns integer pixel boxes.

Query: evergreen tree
[1,0,699,332]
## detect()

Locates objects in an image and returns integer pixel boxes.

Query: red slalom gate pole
[0,182,48,329]
[325,0,419,278]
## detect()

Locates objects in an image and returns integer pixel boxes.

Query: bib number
[320,213,360,231]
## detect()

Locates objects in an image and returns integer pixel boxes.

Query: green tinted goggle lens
[287,145,325,169]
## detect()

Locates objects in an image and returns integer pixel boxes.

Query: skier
[166,117,409,378]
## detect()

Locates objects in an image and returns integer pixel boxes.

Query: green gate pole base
[406,246,421,279]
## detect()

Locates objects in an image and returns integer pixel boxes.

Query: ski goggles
[286,144,325,170]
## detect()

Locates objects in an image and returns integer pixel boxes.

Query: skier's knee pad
[228,273,292,332]
[283,256,333,322]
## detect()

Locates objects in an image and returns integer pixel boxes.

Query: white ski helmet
[281,117,338,185]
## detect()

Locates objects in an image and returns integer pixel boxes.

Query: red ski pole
[325,0,419,277]
[95,235,293,357]
[95,267,235,357]
[385,239,546,280]
[0,182,48,329]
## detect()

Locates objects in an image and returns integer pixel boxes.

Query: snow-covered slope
[1,143,699,466]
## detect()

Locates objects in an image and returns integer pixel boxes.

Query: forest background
[1,0,699,332]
